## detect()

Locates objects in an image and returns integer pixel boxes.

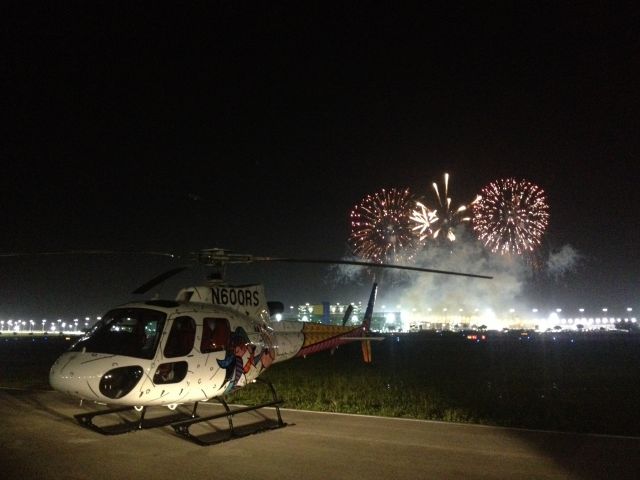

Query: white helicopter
[47,248,491,444]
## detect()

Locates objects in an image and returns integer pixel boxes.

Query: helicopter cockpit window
[69,308,166,360]
[201,317,230,353]
[164,316,196,358]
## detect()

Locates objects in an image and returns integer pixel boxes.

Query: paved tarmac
[0,389,638,480]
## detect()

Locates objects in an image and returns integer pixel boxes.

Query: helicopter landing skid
[171,378,286,446]
[74,403,199,435]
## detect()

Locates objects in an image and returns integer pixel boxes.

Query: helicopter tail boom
[270,283,380,363]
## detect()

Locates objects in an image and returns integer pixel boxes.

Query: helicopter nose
[49,352,144,401]
[49,352,77,393]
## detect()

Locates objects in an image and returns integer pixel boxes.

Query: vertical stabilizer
[342,305,354,326]
[361,283,378,363]
[362,283,378,333]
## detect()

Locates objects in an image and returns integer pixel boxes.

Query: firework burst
[348,187,418,263]
[412,173,474,242]
[410,201,438,241]
[472,178,549,255]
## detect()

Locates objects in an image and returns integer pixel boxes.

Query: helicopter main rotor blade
[252,257,493,279]
[132,266,190,294]
[0,250,176,258]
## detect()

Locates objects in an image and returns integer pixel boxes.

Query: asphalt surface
[1,389,638,480]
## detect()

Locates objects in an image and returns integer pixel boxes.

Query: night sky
[2,3,639,319]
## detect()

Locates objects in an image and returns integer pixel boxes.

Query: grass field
[237,331,640,436]
[2,331,639,436]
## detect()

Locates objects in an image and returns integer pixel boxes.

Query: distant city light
[1,302,637,336]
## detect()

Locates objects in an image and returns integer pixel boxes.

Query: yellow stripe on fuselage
[300,323,358,348]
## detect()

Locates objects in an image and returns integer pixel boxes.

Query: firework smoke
[546,244,582,278]
[391,234,526,310]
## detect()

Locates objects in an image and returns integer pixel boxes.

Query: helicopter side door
[200,317,232,394]
[153,315,196,384]
[201,317,230,354]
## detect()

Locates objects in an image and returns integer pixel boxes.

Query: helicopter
[46,248,491,444]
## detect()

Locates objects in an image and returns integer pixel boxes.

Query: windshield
[70,308,167,359]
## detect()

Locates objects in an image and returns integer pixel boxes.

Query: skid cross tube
[171,378,286,445]
[75,405,141,435]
